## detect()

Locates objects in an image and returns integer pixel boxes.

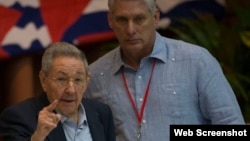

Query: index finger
[45,99,58,112]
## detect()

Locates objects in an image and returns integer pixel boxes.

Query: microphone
[83,120,88,126]
[78,120,88,130]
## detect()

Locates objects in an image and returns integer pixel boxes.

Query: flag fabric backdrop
[0,0,225,60]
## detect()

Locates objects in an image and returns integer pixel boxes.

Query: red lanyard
[121,59,156,135]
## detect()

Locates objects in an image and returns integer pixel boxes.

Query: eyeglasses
[51,77,86,87]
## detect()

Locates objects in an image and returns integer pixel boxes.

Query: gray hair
[108,0,157,15]
[41,42,89,77]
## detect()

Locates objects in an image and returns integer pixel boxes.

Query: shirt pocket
[157,83,193,118]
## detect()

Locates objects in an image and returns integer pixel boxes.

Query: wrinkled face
[108,0,159,55]
[39,56,89,118]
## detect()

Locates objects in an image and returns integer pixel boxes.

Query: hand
[31,100,61,141]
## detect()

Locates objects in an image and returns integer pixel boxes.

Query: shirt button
[100,72,104,76]
[171,58,175,61]
[173,91,176,94]
[138,75,142,79]
[142,120,146,123]
[139,98,143,102]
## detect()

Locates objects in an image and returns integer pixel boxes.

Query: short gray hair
[41,42,89,76]
[108,0,157,15]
